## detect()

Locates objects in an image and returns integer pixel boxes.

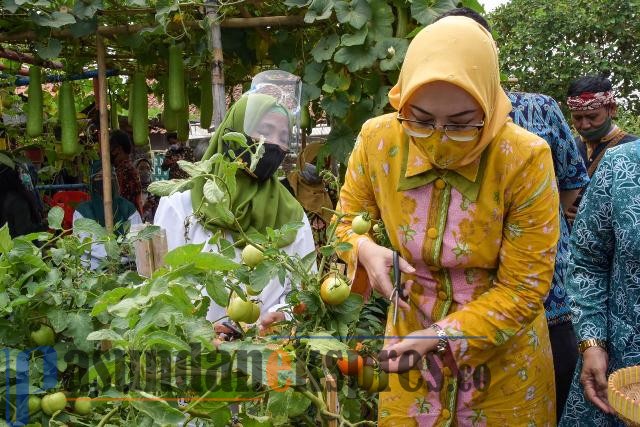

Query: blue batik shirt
[508,92,590,325]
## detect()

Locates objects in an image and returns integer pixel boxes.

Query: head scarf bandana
[566,91,615,111]
[388,16,513,170]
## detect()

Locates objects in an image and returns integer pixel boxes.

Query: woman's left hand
[259,312,285,333]
[379,328,440,373]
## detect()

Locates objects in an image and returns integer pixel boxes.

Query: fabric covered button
[427,227,438,239]
[438,291,448,300]
[435,179,446,189]
[443,367,452,376]
[442,409,451,419]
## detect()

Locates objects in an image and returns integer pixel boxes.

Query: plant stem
[97,406,119,427]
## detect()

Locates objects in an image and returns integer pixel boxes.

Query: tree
[490,0,640,113]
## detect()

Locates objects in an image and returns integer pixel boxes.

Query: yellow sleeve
[436,141,559,366]
[334,131,380,296]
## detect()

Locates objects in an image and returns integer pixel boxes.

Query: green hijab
[191,94,304,247]
[75,161,137,235]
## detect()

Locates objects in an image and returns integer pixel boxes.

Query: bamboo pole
[0,46,64,69]
[96,34,114,232]
[206,2,226,127]
[0,16,306,42]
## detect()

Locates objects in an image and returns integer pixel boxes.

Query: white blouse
[153,190,316,322]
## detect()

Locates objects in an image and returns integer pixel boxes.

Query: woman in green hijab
[154,90,315,330]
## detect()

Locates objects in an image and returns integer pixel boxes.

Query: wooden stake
[322,373,339,427]
[206,2,226,127]
[96,34,114,232]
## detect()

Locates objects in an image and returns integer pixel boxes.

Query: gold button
[427,227,438,239]
[437,291,448,300]
[435,179,446,189]
[441,409,451,419]
[443,367,452,376]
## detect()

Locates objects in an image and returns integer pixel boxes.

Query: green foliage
[490,0,640,113]
[616,109,640,137]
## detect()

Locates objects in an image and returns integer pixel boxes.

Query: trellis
[0,2,308,230]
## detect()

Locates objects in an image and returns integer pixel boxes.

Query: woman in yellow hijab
[336,17,559,425]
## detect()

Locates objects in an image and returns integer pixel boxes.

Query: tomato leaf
[47,206,64,230]
[129,391,186,424]
[0,224,13,255]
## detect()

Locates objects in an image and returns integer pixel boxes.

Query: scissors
[390,250,406,325]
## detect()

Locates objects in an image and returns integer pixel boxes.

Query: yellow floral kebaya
[335,17,559,426]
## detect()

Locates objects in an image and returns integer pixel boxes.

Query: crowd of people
[2,6,638,426]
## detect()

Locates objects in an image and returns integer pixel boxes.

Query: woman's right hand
[357,239,415,310]
[580,346,613,414]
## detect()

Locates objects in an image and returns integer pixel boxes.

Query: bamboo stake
[96,34,114,232]
[205,2,226,127]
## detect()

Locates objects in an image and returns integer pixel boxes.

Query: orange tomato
[336,353,363,376]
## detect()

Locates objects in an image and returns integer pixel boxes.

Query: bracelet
[431,324,448,355]
[578,338,606,354]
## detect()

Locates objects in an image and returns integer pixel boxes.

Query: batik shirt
[337,115,559,426]
[508,92,589,325]
[560,141,640,426]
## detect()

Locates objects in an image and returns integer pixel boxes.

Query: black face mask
[225,138,287,183]
[252,143,287,182]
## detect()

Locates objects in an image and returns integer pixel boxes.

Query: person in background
[559,141,640,426]
[135,158,158,223]
[566,74,638,221]
[73,162,142,270]
[335,17,558,425]
[154,87,315,332]
[109,130,143,213]
[161,132,195,180]
[0,162,43,237]
[435,8,588,419]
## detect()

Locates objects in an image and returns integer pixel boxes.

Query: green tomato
[227,297,257,323]
[351,215,371,235]
[31,324,55,346]
[241,245,264,267]
[74,397,92,415]
[244,303,261,324]
[42,392,67,415]
[28,395,41,414]
[320,274,351,306]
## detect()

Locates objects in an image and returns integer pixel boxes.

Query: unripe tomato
[336,353,363,376]
[357,365,389,393]
[241,245,264,267]
[31,324,55,346]
[244,303,261,324]
[28,395,41,414]
[320,274,350,306]
[74,397,92,415]
[351,215,371,235]
[227,297,260,323]
[42,392,67,415]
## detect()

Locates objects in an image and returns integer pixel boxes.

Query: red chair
[49,191,90,229]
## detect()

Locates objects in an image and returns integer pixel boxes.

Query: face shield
[243,70,302,152]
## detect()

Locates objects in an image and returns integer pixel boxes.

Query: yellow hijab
[388,16,512,168]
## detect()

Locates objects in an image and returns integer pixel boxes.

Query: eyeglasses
[396,115,485,142]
